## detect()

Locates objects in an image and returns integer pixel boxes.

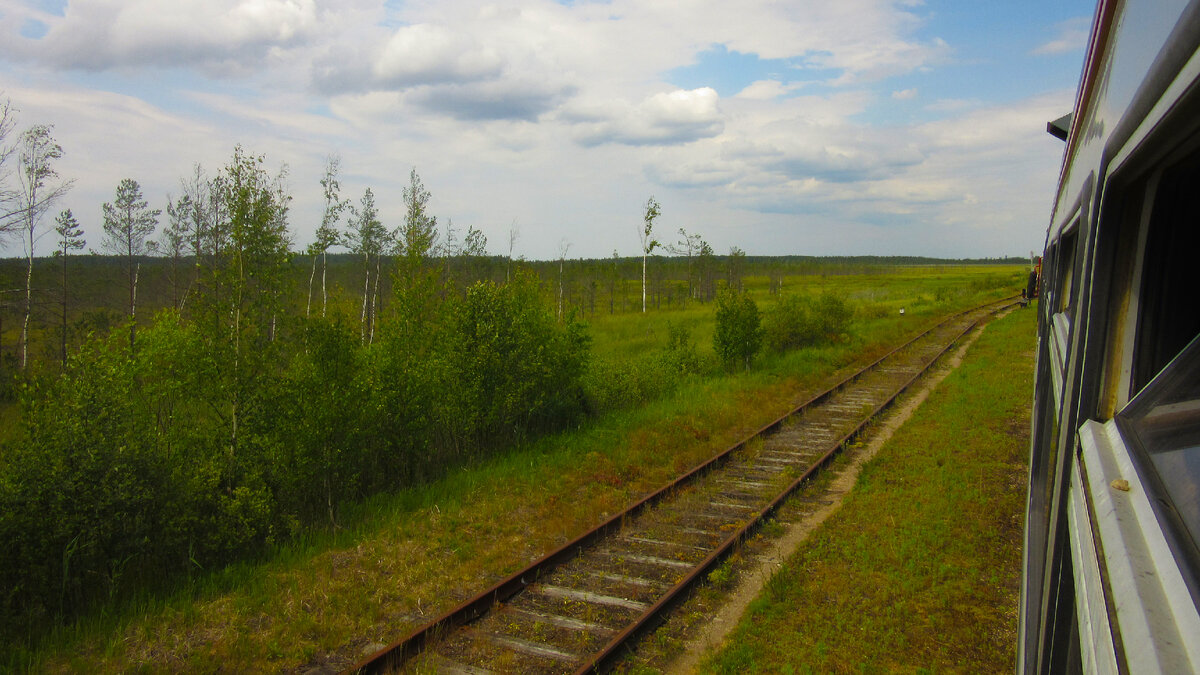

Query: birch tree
[669,227,703,300]
[163,194,192,309]
[345,187,386,342]
[506,219,519,283]
[214,145,292,466]
[394,169,439,336]
[639,196,660,313]
[398,168,437,265]
[308,154,347,318]
[15,124,71,370]
[461,225,487,285]
[727,245,746,292]
[102,178,160,351]
[53,208,84,366]
[557,238,571,320]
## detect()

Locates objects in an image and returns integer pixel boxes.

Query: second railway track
[350,296,1019,675]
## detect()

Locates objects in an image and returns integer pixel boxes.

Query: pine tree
[53,208,84,366]
[102,178,160,351]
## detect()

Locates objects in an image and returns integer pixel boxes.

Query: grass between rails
[698,306,1035,674]
[14,269,1021,672]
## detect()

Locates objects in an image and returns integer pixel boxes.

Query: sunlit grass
[586,266,1023,364]
[699,306,1035,673]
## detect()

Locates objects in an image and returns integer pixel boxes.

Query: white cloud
[735,80,806,100]
[892,88,917,100]
[372,24,502,87]
[570,87,724,147]
[628,85,1073,258]
[9,0,327,72]
[1033,17,1090,56]
[186,91,353,139]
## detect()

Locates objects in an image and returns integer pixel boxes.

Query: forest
[0,106,1021,650]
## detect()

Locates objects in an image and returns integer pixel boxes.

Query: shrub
[764,292,850,353]
[813,292,851,341]
[713,288,762,370]
[441,272,590,448]
[662,322,704,376]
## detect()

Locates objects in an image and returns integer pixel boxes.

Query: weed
[707,561,735,589]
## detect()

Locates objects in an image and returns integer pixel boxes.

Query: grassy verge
[699,306,1035,674]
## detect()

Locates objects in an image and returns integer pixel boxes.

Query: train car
[1022,0,1200,672]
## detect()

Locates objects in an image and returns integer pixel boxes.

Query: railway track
[349,296,1019,675]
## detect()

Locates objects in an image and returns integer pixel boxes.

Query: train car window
[1043,243,1058,323]
[1131,155,1200,394]
[1056,229,1079,319]
[1094,185,1147,419]
[1113,153,1200,595]
[1118,333,1200,570]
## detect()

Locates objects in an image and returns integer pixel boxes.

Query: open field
[698,305,1034,673]
[2,264,1027,672]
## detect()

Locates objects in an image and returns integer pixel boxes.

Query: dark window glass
[1132,157,1200,394]
[1057,229,1078,319]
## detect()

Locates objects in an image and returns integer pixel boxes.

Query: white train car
[1023,0,1200,671]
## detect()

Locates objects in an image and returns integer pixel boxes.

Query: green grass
[9,265,1028,672]
[586,266,1023,364]
[699,306,1035,674]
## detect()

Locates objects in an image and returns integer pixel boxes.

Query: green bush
[713,288,762,370]
[763,292,850,353]
[442,272,590,447]
[662,322,704,376]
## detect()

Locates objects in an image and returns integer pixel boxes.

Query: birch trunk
[360,251,370,343]
[21,227,32,370]
[307,254,317,318]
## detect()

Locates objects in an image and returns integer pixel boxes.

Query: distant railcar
[1022,0,1200,672]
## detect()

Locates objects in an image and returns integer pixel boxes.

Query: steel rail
[347,294,1018,674]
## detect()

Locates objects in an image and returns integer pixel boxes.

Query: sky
[0,0,1094,261]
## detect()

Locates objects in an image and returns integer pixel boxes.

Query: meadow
[0,259,1027,672]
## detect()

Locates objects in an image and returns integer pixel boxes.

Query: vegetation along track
[349,296,1020,675]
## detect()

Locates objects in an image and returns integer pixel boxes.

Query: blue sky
[0,0,1094,260]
